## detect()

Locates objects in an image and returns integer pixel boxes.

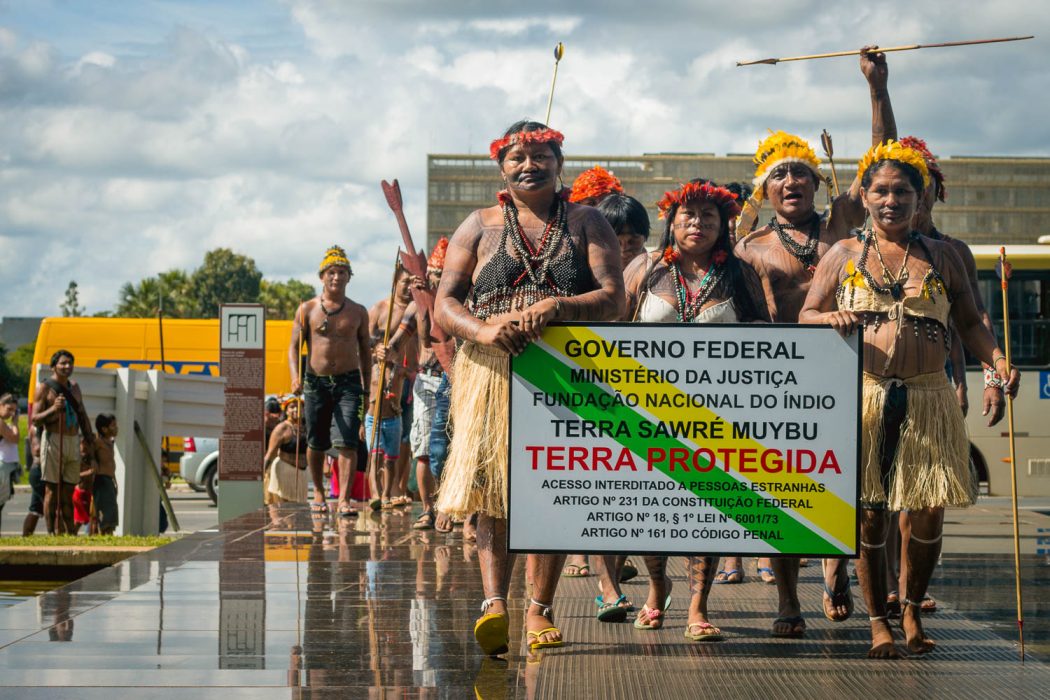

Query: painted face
[501,142,562,194]
[320,265,350,294]
[862,164,919,234]
[765,163,818,219]
[672,201,721,257]
[617,228,647,267]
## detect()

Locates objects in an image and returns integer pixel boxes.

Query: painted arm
[799,244,861,336]
[941,243,1019,413]
[379,302,418,363]
[622,252,655,321]
[739,259,772,323]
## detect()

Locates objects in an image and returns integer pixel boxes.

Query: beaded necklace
[316,296,347,334]
[857,230,918,301]
[669,257,726,322]
[769,213,821,274]
[502,195,568,289]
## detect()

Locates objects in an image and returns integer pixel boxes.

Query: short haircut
[50,349,74,367]
[0,393,15,406]
[265,397,281,413]
[95,413,116,432]
[596,193,651,240]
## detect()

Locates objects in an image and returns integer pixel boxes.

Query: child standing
[364,347,405,510]
[92,414,119,535]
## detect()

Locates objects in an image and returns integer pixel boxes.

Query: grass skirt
[435,342,509,519]
[861,371,975,511]
[267,456,309,504]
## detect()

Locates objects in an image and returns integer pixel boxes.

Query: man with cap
[289,245,371,517]
[734,46,897,637]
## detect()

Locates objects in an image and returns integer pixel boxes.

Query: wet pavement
[0,501,1047,698]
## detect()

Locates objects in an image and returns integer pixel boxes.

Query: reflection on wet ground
[0,502,1047,698]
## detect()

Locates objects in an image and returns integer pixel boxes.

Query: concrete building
[426,153,1050,251]
[0,316,43,352]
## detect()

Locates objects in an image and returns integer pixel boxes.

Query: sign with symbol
[219,304,266,481]
[1040,371,1050,400]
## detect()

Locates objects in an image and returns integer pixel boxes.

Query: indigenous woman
[434,120,625,655]
[263,396,309,504]
[623,179,769,641]
[800,141,1019,659]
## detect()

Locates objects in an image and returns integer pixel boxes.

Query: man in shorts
[33,350,95,534]
[289,245,371,518]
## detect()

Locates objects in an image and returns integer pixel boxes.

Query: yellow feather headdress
[751,130,823,199]
[856,140,931,190]
[319,245,352,275]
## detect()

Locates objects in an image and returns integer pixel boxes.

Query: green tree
[115,269,195,318]
[0,343,28,398]
[190,248,262,318]
[7,342,34,398]
[260,278,316,320]
[60,280,85,317]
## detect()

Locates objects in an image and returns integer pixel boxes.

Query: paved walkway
[0,500,1047,698]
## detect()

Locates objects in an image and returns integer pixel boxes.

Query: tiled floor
[0,502,1047,698]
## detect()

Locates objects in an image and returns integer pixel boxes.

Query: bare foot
[868,618,901,659]
[902,605,936,654]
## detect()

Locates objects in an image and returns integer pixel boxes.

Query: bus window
[967,269,1050,368]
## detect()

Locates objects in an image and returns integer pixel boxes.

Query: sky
[1,0,1047,317]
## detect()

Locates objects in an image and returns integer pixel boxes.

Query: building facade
[426,153,1050,251]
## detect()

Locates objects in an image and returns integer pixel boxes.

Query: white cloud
[1,1,1048,319]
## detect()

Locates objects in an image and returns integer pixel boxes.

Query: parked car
[180,436,219,504]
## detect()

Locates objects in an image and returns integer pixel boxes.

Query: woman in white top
[0,394,22,534]
[623,179,769,641]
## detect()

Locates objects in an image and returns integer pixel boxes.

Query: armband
[983,366,1004,390]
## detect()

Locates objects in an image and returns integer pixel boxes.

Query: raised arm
[833,47,897,233]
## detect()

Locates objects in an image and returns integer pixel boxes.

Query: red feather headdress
[656,182,741,220]
[489,128,565,160]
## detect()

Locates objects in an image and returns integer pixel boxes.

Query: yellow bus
[31,317,295,473]
[965,245,1050,497]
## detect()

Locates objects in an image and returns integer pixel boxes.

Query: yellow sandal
[526,599,565,650]
[474,597,509,656]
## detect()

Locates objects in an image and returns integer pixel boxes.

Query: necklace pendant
[890,283,903,301]
[806,264,816,277]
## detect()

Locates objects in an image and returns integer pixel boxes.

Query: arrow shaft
[737,35,1033,66]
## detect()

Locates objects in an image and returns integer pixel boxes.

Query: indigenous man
[289,246,371,519]
[435,120,625,654]
[801,140,1018,657]
[33,350,95,534]
[734,47,897,636]
[368,263,415,508]
[378,238,452,531]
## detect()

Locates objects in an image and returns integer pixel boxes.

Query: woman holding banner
[623,179,769,641]
[800,141,1019,658]
[434,120,625,655]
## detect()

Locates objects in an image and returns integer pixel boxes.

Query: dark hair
[265,397,281,414]
[861,159,925,195]
[95,413,116,432]
[596,193,651,240]
[656,178,763,322]
[50,349,74,367]
[494,120,563,164]
[0,393,15,406]
[724,181,753,203]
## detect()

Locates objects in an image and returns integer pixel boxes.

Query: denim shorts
[427,374,452,479]
[304,370,364,451]
[364,414,402,459]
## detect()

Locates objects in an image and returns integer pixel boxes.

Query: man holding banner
[435,119,624,654]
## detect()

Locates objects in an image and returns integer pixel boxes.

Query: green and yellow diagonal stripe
[512,326,855,555]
